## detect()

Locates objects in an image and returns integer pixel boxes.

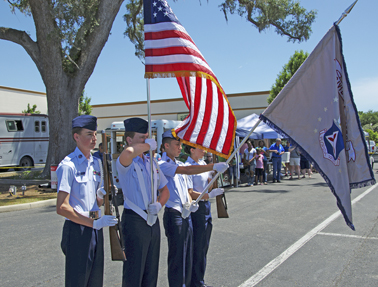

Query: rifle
[213,154,229,218]
[102,132,126,261]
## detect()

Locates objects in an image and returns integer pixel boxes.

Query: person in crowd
[258,140,269,184]
[56,115,118,287]
[269,138,285,183]
[184,144,225,287]
[93,142,104,162]
[243,140,256,187]
[254,147,265,185]
[158,131,228,287]
[288,144,301,180]
[116,117,170,287]
[204,151,213,164]
[283,141,291,176]
[227,152,238,187]
[300,153,312,178]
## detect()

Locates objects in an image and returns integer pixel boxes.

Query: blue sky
[1,0,377,112]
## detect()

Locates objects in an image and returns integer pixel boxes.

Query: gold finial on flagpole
[335,0,358,25]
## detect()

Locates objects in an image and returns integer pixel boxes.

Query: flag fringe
[145,71,225,92]
[260,114,362,231]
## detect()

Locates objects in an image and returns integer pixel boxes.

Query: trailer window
[41,121,47,132]
[35,121,40,132]
[6,120,24,132]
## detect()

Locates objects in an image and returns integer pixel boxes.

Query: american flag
[144,0,236,158]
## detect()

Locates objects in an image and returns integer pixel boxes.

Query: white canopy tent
[236,113,283,139]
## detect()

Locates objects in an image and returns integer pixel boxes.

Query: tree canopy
[267,50,308,104]
[1,0,123,177]
[22,103,41,114]
[124,0,317,61]
[79,90,93,115]
[358,110,378,142]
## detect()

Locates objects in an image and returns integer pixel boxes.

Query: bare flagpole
[146,79,154,202]
[146,79,156,226]
[335,0,358,25]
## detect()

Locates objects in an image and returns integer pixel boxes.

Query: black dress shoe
[277,180,281,183]
[272,179,276,183]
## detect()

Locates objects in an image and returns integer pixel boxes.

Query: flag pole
[335,0,358,25]
[146,79,154,204]
[194,119,262,204]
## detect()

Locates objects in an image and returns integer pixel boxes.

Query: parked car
[365,140,376,154]
[364,131,375,169]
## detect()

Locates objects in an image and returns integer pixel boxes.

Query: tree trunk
[41,77,82,177]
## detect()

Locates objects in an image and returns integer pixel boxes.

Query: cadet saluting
[184,145,224,287]
[116,118,170,287]
[56,115,118,287]
[158,131,228,287]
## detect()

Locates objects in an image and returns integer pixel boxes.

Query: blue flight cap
[162,130,175,139]
[72,115,97,131]
[124,118,148,133]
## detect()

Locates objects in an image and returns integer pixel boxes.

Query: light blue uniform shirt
[158,152,192,209]
[117,154,168,210]
[185,156,211,193]
[57,147,102,215]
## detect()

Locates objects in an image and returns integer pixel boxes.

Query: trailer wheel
[18,156,33,171]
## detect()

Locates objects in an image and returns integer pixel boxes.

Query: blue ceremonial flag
[260,24,375,230]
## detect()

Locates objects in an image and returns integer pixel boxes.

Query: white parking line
[238,183,378,287]
[318,232,378,240]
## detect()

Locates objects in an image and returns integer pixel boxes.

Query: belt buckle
[89,211,100,220]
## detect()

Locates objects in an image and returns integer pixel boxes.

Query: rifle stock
[102,132,126,261]
[213,154,229,218]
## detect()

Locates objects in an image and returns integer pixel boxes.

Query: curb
[0,198,56,213]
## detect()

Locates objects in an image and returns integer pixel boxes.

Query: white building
[92,91,270,133]
[0,86,48,114]
[1,85,270,144]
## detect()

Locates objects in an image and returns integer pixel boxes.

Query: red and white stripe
[174,77,235,157]
[144,22,216,79]
[144,8,236,158]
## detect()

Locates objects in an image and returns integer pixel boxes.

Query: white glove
[148,202,162,215]
[92,215,118,230]
[208,188,224,198]
[145,138,157,150]
[189,201,199,213]
[213,162,229,173]
[96,187,106,199]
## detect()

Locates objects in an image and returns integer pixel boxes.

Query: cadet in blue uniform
[184,145,224,287]
[116,118,170,287]
[159,131,228,287]
[56,115,118,287]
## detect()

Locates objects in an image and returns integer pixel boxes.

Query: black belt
[123,208,147,215]
[165,207,181,214]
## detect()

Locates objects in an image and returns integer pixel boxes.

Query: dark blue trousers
[121,209,161,287]
[190,201,213,287]
[272,157,282,181]
[61,220,104,287]
[163,207,193,287]
[263,160,268,182]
